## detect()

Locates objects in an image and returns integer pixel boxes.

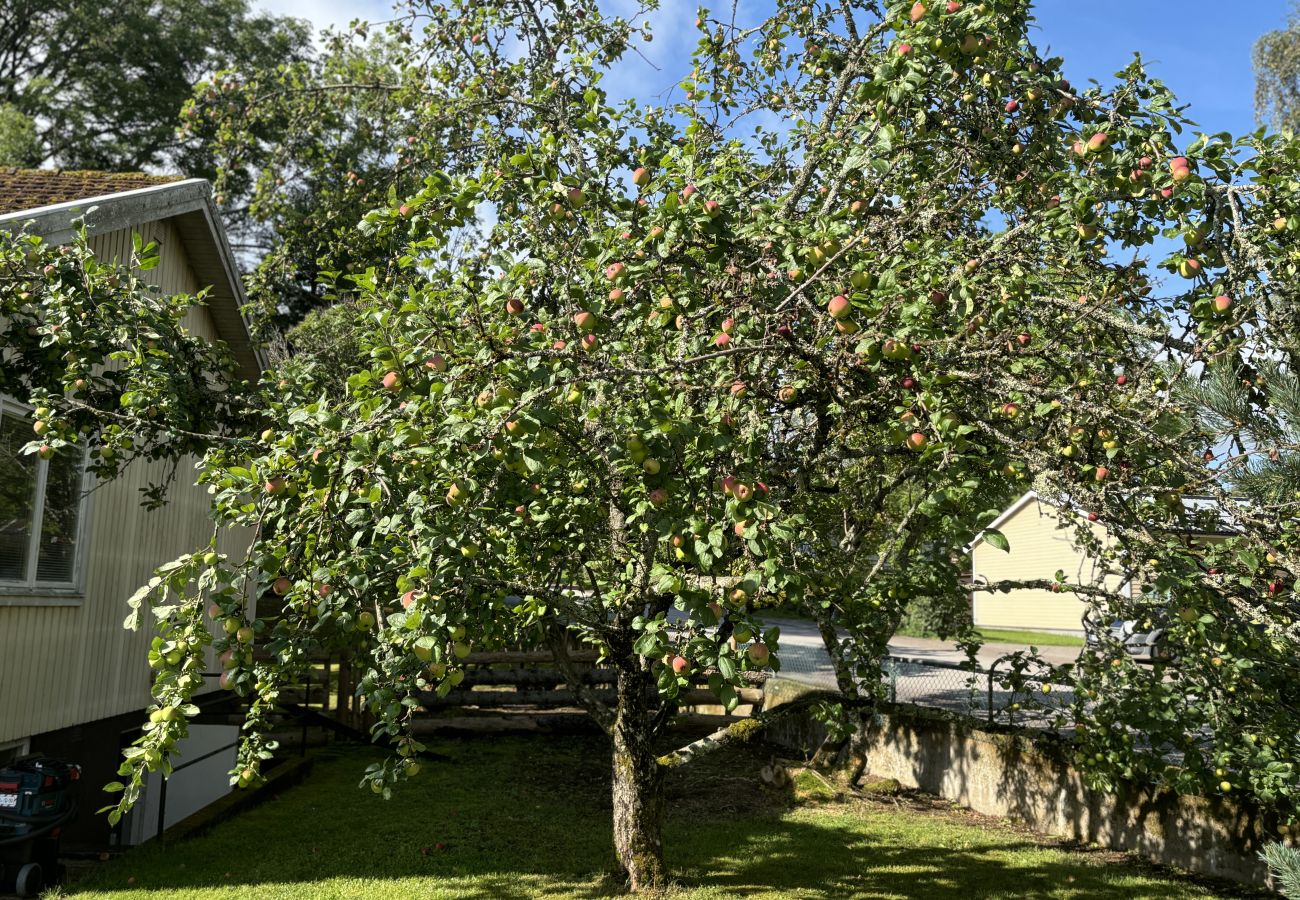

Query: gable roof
[0,171,263,380]
[966,490,1042,552]
[967,489,1242,553]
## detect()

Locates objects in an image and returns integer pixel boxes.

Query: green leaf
[983,529,1011,553]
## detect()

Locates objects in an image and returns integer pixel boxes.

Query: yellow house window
[0,398,90,597]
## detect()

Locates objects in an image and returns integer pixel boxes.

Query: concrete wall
[125,724,239,845]
[764,679,1282,887]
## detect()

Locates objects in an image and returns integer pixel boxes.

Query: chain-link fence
[881,654,1076,730]
[775,638,1077,731]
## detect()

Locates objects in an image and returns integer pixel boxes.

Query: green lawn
[64,734,1232,899]
[891,625,1085,648]
[975,628,1085,648]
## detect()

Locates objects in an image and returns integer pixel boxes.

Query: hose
[0,801,78,847]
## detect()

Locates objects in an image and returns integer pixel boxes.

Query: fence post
[301,666,311,756]
[155,772,168,843]
[987,657,997,727]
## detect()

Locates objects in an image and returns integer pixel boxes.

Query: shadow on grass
[68,734,1235,899]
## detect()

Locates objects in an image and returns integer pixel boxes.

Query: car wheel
[15,862,43,897]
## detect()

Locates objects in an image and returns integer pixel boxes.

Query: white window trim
[0,395,94,606]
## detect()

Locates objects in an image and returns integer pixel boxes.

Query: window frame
[0,395,93,606]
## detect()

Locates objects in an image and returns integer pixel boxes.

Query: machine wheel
[15,861,43,897]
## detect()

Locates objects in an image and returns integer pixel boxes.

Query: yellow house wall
[0,221,249,745]
[972,496,1127,633]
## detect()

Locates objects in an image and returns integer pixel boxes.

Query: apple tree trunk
[610,656,667,891]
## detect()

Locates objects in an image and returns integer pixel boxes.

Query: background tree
[0,0,310,171]
[4,0,1300,891]
[1257,4,1300,132]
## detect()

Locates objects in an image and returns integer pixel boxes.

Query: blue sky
[255,0,1291,136]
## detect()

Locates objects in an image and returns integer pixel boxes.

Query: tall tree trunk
[610,656,666,891]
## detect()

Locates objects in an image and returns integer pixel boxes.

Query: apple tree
[5,0,1300,887]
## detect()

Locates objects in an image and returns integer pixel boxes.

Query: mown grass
[890,624,1085,648]
[64,733,1234,899]
[974,628,1085,648]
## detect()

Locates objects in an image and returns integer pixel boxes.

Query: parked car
[1082,610,1171,663]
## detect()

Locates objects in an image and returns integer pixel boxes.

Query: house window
[0,398,89,598]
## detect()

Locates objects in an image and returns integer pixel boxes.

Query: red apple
[632,166,650,187]
[827,294,851,318]
[401,589,419,609]
[265,477,286,495]
[1094,466,1110,482]
[272,576,292,596]
[505,297,525,315]
[605,262,625,281]
[907,431,928,450]
[909,1,926,21]
[1212,294,1232,313]
[648,488,668,506]
[580,333,599,352]
[897,42,913,56]
[703,199,721,218]
[573,310,596,330]
[382,371,402,391]
[681,184,697,201]
[671,655,690,674]
[715,332,731,348]
[426,354,447,372]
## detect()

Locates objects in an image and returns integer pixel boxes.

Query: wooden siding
[972,497,1125,633]
[0,221,249,744]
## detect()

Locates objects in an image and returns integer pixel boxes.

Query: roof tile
[0,168,183,216]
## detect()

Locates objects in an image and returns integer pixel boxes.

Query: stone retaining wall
[763,678,1286,887]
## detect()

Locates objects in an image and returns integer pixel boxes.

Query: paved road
[756,616,1080,727]
[758,615,1080,684]
[666,609,1080,725]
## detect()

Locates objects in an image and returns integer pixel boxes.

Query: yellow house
[968,491,1132,634]
[0,170,261,845]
